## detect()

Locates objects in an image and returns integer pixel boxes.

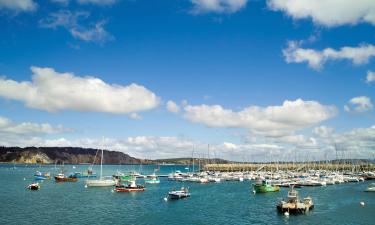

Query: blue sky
[0,0,374,161]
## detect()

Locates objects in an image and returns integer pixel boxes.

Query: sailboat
[85,149,116,187]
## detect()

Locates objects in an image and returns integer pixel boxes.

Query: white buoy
[284,212,289,216]
[360,201,365,206]
[252,190,256,195]
[164,197,168,202]
[84,184,88,188]
[23,178,26,181]
[111,189,114,193]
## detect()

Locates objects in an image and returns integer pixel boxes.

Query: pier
[204,162,375,172]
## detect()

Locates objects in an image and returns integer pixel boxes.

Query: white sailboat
[86,149,116,187]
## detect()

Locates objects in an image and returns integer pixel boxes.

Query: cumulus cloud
[0,66,160,114]
[344,96,373,113]
[191,0,248,14]
[0,116,67,135]
[0,129,372,161]
[283,41,375,70]
[39,10,113,43]
[166,100,180,114]
[313,126,334,139]
[366,70,375,84]
[0,0,37,12]
[183,99,337,135]
[267,0,375,27]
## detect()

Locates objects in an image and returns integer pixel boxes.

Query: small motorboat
[276,187,314,214]
[365,183,375,192]
[253,178,280,193]
[114,181,145,192]
[27,182,40,190]
[168,187,190,199]
[54,173,78,182]
[34,171,51,180]
[144,173,160,184]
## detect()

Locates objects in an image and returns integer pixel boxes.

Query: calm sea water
[0,164,374,225]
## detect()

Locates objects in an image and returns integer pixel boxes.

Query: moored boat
[113,171,136,182]
[276,188,314,214]
[365,183,375,192]
[86,149,116,187]
[144,173,160,184]
[54,173,78,182]
[114,180,145,192]
[34,171,51,180]
[253,178,280,193]
[168,187,190,199]
[27,182,40,190]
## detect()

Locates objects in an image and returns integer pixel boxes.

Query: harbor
[1,163,374,225]
[203,162,375,172]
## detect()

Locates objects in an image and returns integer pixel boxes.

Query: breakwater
[204,163,375,172]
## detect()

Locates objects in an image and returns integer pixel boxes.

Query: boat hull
[34,175,50,180]
[145,179,160,184]
[277,204,314,214]
[115,188,145,192]
[86,180,116,187]
[54,176,78,182]
[254,184,280,193]
[168,193,190,199]
[27,184,39,190]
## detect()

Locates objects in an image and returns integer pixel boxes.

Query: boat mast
[100,149,103,179]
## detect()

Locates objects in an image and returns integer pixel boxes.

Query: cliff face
[0,147,142,164]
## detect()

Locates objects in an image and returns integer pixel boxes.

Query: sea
[0,164,374,225]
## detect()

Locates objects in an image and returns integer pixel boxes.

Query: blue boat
[34,171,51,180]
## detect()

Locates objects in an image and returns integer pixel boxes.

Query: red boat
[54,173,78,182]
[114,181,145,192]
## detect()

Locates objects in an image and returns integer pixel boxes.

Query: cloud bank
[0,66,160,114]
[283,41,375,69]
[267,0,375,27]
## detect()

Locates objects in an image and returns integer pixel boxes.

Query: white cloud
[0,116,67,135]
[283,41,375,70]
[267,0,375,27]
[1,127,372,161]
[129,113,142,120]
[183,99,337,135]
[274,134,318,148]
[0,0,37,12]
[39,10,113,43]
[166,100,180,114]
[344,96,373,113]
[366,70,375,83]
[313,126,334,138]
[70,20,113,43]
[191,0,248,14]
[77,0,117,5]
[0,66,160,114]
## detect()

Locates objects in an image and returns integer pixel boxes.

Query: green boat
[113,171,136,182]
[253,178,280,193]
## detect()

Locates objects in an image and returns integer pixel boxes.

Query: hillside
[0,146,143,164]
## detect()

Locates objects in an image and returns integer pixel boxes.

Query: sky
[0,0,374,161]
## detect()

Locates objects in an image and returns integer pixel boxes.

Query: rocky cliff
[0,147,143,164]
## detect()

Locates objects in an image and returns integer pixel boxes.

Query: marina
[2,163,374,225]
